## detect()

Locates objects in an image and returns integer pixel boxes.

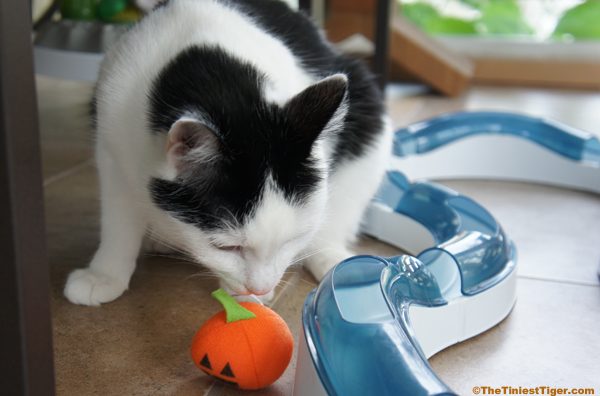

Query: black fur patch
[148,46,325,229]
[330,56,385,164]
[229,0,385,164]
[152,0,170,10]
[147,0,385,229]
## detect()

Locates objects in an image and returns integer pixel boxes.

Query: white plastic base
[409,266,517,359]
[393,134,600,194]
[293,268,517,396]
[361,202,435,255]
[34,47,103,82]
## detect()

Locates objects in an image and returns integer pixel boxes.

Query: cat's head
[148,49,347,295]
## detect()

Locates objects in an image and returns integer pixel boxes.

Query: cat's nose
[247,287,271,296]
[244,274,277,296]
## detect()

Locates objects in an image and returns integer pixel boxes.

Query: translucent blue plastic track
[374,170,515,295]
[302,170,516,396]
[298,111,598,396]
[394,111,600,166]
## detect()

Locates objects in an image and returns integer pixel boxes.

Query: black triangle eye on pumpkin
[199,354,212,370]
[220,363,235,378]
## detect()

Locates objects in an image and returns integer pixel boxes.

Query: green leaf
[97,0,128,22]
[477,0,533,36]
[425,16,477,35]
[61,0,98,20]
[402,2,476,35]
[401,2,440,30]
[456,0,487,11]
[211,289,257,323]
[553,0,600,40]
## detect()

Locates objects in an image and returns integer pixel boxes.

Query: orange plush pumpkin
[190,289,294,390]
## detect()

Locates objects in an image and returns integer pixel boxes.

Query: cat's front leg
[304,123,392,281]
[64,153,146,306]
[303,164,372,281]
[304,243,353,281]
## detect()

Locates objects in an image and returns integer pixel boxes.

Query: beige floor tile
[45,166,219,395]
[36,76,94,180]
[384,83,470,128]
[45,165,100,282]
[53,265,219,396]
[407,92,468,124]
[385,95,427,128]
[353,234,406,257]
[430,278,600,393]
[440,180,600,286]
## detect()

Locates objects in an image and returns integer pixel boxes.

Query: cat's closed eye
[215,245,243,253]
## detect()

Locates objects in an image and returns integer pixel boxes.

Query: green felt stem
[212,289,257,323]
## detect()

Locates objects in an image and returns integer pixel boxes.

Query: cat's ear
[166,117,220,170]
[284,74,348,143]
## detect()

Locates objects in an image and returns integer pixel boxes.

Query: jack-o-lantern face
[190,294,293,390]
[191,319,269,390]
[197,353,238,386]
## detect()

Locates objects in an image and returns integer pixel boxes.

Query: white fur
[304,116,393,279]
[64,0,391,305]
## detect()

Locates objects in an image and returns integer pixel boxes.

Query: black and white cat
[64,0,392,306]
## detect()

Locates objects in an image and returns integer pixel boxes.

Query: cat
[64,0,392,306]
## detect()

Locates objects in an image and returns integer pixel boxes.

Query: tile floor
[38,76,600,395]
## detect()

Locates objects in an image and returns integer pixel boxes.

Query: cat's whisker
[276,280,293,288]
[289,247,334,265]
[298,277,317,287]
[185,271,221,281]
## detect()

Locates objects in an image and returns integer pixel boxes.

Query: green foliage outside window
[552,0,600,40]
[400,0,600,41]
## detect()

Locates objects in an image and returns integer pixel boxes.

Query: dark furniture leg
[0,0,56,394]
[374,0,391,89]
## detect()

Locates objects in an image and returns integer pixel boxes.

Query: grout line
[43,158,94,187]
[202,380,218,396]
[517,274,599,288]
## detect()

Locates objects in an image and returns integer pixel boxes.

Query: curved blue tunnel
[299,110,600,396]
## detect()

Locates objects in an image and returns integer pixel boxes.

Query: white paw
[64,269,128,306]
[304,248,353,281]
